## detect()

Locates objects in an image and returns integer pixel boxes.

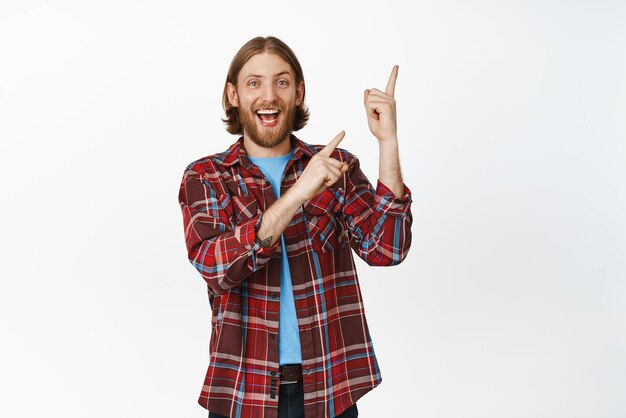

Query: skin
[226,52,405,247]
[226,52,303,158]
[364,65,405,199]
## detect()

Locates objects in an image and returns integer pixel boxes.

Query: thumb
[364,89,370,101]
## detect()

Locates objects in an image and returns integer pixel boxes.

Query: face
[227,52,304,148]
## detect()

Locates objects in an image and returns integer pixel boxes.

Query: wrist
[377,136,399,148]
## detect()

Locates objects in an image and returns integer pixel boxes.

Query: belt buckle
[279,372,299,385]
[279,368,300,385]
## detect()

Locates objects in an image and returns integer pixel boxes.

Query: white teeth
[256,109,279,115]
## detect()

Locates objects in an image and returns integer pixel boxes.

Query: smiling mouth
[256,109,280,126]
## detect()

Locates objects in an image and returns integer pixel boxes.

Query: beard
[239,101,296,148]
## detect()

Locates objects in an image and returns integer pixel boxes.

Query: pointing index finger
[385,65,399,97]
[318,130,345,158]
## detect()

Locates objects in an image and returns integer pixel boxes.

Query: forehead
[239,52,293,79]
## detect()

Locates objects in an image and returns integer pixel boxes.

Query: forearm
[256,187,305,247]
[344,154,413,266]
[378,138,405,198]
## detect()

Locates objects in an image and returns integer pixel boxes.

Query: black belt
[279,364,302,384]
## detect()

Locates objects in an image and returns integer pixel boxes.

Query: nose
[259,83,277,102]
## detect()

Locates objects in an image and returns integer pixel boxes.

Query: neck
[243,134,293,158]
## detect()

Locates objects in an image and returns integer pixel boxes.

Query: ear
[295,81,304,106]
[226,82,239,107]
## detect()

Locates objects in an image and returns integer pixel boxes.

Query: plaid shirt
[178,134,413,418]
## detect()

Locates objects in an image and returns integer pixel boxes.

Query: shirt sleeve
[178,167,279,295]
[342,155,413,266]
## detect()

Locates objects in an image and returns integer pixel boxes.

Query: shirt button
[272,253,281,259]
[271,292,278,299]
[269,334,275,340]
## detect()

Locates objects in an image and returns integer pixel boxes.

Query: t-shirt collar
[220,133,316,168]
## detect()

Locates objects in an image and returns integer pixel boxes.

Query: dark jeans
[208,381,358,418]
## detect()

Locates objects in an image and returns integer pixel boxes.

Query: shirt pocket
[302,188,348,253]
[231,193,261,222]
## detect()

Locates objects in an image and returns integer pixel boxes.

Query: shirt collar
[219,134,316,168]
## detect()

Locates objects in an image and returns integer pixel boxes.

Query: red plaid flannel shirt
[178,134,413,418]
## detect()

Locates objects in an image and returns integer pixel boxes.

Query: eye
[248,80,259,87]
[277,79,288,87]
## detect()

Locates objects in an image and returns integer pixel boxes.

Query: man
[178,36,412,418]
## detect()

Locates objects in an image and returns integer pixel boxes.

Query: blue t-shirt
[247,148,302,365]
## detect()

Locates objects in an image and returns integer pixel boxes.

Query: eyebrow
[243,71,292,80]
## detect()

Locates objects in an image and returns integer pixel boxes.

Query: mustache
[253,102,283,111]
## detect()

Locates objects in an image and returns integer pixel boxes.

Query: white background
[1,0,625,417]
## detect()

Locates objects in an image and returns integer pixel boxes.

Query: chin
[250,124,291,148]
[252,134,289,148]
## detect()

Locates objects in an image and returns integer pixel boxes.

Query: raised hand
[364,65,399,143]
[290,131,349,202]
